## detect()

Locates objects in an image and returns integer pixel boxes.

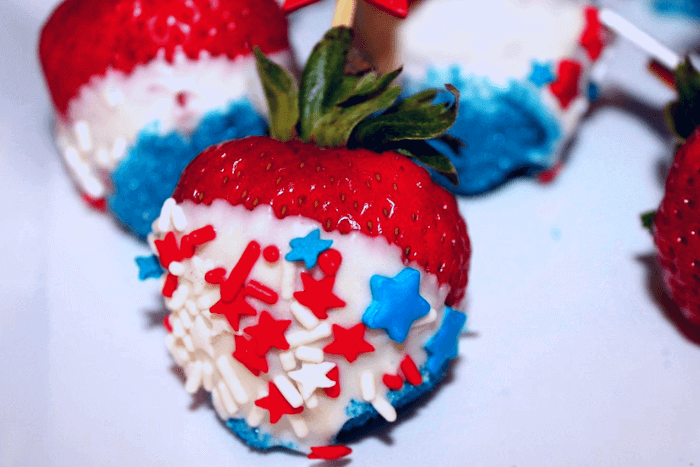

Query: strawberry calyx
[254,26,459,184]
[666,57,700,140]
[641,210,655,233]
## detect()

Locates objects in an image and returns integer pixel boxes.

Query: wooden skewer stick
[332,0,357,27]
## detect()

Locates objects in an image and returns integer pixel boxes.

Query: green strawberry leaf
[641,210,656,233]
[384,140,459,185]
[298,27,356,140]
[254,47,299,142]
[350,85,460,150]
[666,57,700,140]
[310,84,402,147]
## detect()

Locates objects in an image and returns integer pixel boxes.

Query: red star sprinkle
[317,248,342,276]
[232,334,269,376]
[154,232,181,268]
[382,373,404,390]
[400,355,422,386]
[294,273,346,319]
[255,382,303,423]
[210,295,257,331]
[162,273,179,298]
[323,323,375,363]
[243,311,291,355]
[324,366,341,398]
[308,445,352,460]
[549,59,583,109]
[80,193,107,212]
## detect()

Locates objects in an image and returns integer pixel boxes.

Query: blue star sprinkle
[528,61,555,88]
[285,228,333,269]
[424,307,467,375]
[135,255,164,280]
[362,268,430,343]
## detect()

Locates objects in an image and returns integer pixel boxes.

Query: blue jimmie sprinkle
[405,65,562,195]
[109,99,267,238]
[135,255,163,280]
[587,82,600,101]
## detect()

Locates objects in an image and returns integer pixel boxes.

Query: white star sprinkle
[288,362,336,399]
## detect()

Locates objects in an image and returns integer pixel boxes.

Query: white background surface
[2,0,700,466]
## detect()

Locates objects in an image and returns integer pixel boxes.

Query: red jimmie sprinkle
[188,225,216,246]
[317,248,342,276]
[262,245,280,263]
[382,373,404,390]
[204,267,227,285]
[162,273,179,298]
[245,280,279,304]
[163,315,173,333]
[400,355,422,386]
[178,234,195,259]
[323,366,341,398]
[220,241,261,302]
[308,445,352,460]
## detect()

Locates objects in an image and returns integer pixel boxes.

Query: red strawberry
[172,136,470,306]
[653,128,700,326]
[39,0,289,116]
[647,58,700,329]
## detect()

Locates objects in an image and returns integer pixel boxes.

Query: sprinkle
[210,295,257,331]
[171,204,187,232]
[162,273,179,298]
[157,198,176,233]
[323,366,340,398]
[288,415,309,438]
[254,382,303,424]
[232,335,269,376]
[262,245,280,262]
[285,228,333,269]
[382,373,403,391]
[188,225,216,245]
[293,273,346,319]
[216,381,239,416]
[290,301,320,330]
[424,307,467,375]
[220,241,260,302]
[400,355,422,386]
[246,387,268,427]
[216,355,249,405]
[154,232,181,268]
[96,147,110,166]
[167,284,189,311]
[323,323,375,363]
[362,268,430,343]
[243,311,290,355]
[201,361,214,391]
[308,445,352,460]
[74,120,92,152]
[273,375,304,408]
[412,308,437,328]
[112,137,127,163]
[361,372,376,401]
[279,351,297,371]
[178,235,195,259]
[285,322,332,348]
[196,295,213,310]
[62,145,81,170]
[178,309,193,329]
[135,255,163,280]
[244,280,279,304]
[317,248,342,276]
[168,261,185,276]
[549,59,583,109]
[288,362,336,399]
[182,335,195,353]
[163,315,173,333]
[104,85,123,108]
[211,386,227,419]
[184,300,198,317]
[205,267,227,284]
[305,394,319,409]
[191,316,215,358]
[372,397,397,422]
[295,346,323,363]
[280,261,296,300]
[185,360,203,394]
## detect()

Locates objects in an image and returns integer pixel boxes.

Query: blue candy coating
[653,0,700,18]
[109,99,267,238]
[405,64,562,195]
[225,419,298,452]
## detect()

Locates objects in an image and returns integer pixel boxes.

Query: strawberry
[39,0,289,116]
[646,58,700,329]
[145,27,470,455]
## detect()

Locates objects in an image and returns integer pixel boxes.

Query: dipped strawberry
[139,27,470,458]
[39,0,292,237]
[645,58,700,328]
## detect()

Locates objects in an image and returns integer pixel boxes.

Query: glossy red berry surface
[654,128,700,326]
[172,136,471,306]
[39,0,289,116]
